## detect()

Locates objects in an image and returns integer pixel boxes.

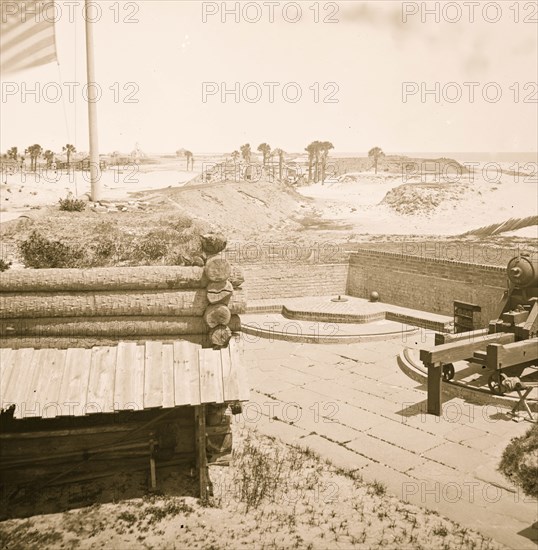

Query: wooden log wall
[0,290,246,319]
[202,241,244,347]
[0,233,245,348]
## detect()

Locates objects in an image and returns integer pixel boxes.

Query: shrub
[232,433,285,512]
[498,423,538,499]
[90,236,129,263]
[59,195,86,212]
[368,479,387,496]
[132,231,171,261]
[0,259,11,272]
[19,231,84,268]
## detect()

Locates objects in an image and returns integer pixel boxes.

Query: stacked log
[0,266,207,291]
[201,235,244,348]
[0,290,246,318]
[0,233,246,348]
[0,316,241,338]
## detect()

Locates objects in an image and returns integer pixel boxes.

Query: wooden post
[510,386,536,422]
[194,405,208,499]
[149,432,157,491]
[427,362,443,416]
[85,0,101,202]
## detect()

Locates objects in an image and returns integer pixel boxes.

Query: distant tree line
[3,144,77,170]
[230,141,337,184]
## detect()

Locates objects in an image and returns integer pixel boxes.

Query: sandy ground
[298,165,538,236]
[0,166,200,223]
[2,158,536,241]
[0,426,506,550]
[0,157,535,548]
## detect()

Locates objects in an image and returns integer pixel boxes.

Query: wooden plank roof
[0,338,249,420]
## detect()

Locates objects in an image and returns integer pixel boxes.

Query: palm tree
[63,144,76,167]
[7,147,18,161]
[305,142,316,183]
[319,141,334,183]
[185,150,193,170]
[273,148,285,181]
[368,146,384,174]
[257,143,271,166]
[240,144,251,164]
[25,144,43,171]
[313,141,322,182]
[43,150,54,168]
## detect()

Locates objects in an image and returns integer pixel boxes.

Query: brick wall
[226,242,349,300]
[347,249,508,327]
[240,261,348,300]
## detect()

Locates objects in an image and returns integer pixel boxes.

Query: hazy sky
[1,0,537,155]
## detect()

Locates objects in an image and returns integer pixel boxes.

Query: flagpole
[85,0,101,201]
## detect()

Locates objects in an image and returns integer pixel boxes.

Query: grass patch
[58,195,86,212]
[12,212,208,269]
[0,427,505,550]
[369,479,387,496]
[229,430,318,512]
[498,422,538,499]
[0,521,63,550]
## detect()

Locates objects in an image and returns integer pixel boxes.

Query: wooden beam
[57,348,93,417]
[194,405,208,500]
[221,347,238,402]
[149,432,157,492]
[420,332,515,365]
[173,341,201,406]
[34,349,67,419]
[3,348,34,415]
[143,342,164,409]
[199,348,224,404]
[502,311,529,325]
[523,301,538,338]
[86,346,117,415]
[161,344,175,409]
[486,338,538,370]
[0,348,16,406]
[427,362,443,416]
[434,328,489,345]
[510,386,536,422]
[468,350,487,364]
[229,336,250,402]
[114,343,145,411]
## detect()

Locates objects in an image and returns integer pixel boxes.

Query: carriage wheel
[488,372,507,395]
[442,363,455,381]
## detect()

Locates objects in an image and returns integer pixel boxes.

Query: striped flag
[1,0,57,75]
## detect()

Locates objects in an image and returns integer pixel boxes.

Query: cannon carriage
[421,253,538,415]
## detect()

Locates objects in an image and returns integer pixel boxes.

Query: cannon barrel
[506,255,538,289]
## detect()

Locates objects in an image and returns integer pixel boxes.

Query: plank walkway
[0,338,249,419]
